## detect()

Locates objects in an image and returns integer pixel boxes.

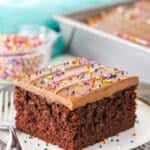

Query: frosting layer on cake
[15,58,139,110]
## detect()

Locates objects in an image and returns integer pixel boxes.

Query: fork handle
[6,127,22,150]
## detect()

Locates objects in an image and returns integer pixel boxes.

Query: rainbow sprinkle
[0,34,48,81]
[28,57,128,97]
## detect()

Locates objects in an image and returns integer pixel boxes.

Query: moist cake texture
[14,58,139,150]
[84,0,150,47]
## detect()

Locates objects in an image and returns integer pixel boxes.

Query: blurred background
[0,0,117,32]
[0,0,149,85]
[0,0,119,56]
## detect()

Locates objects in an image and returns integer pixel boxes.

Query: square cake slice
[14,58,139,150]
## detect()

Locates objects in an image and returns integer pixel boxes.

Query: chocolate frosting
[15,58,139,110]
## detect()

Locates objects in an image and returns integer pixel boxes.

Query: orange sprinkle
[68,76,73,80]
[78,58,81,64]
[91,78,96,87]
[132,132,136,137]
[45,86,52,91]
[72,60,76,64]
[86,65,90,69]
[102,139,107,144]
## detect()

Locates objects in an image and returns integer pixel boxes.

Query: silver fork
[0,85,22,150]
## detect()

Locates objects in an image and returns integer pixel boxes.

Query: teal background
[0,0,118,32]
[0,0,118,56]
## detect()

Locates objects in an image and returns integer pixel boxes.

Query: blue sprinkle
[99,144,102,148]
[90,63,95,68]
[107,74,112,79]
[130,140,134,143]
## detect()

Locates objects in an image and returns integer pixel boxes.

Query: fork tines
[0,85,15,127]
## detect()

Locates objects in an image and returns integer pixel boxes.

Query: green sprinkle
[24,140,27,143]
[40,80,45,84]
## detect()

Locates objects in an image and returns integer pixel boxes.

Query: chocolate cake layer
[15,85,137,150]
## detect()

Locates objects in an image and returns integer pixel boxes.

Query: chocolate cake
[84,0,150,47]
[14,58,139,150]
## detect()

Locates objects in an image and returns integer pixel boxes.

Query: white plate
[0,99,150,150]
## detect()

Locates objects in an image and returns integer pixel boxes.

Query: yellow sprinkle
[79,82,83,86]
[100,77,103,81]
[61,80,65,84]
[25,75,29,78]
[103,79,111,83]
[75,87,79,91]
[47,75,50,79]
[96,76,100,80]
[88,68,93,74]
[103,66,107,71]
[48,75,53,80]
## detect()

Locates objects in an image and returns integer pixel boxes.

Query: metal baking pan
[54,0,150,84]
